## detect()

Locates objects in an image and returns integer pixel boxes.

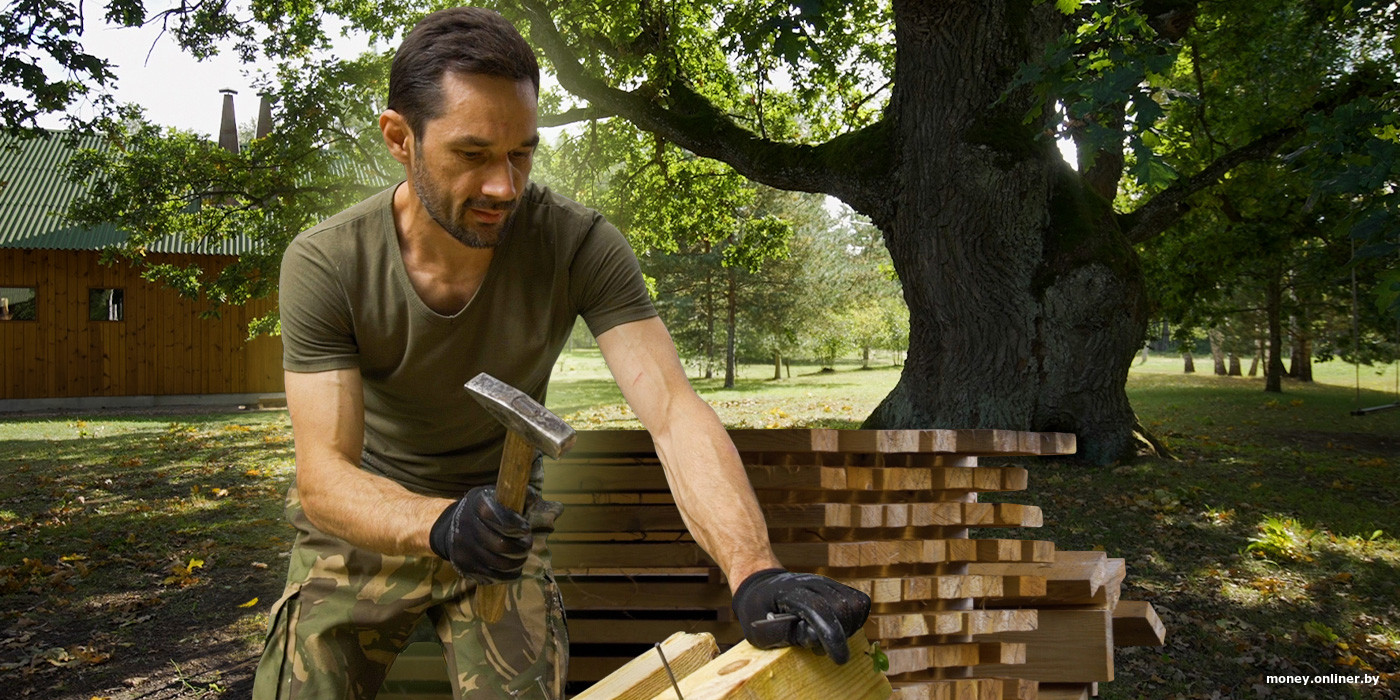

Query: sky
[39,18,377,137]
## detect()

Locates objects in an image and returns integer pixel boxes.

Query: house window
[0,287,37,321]
[89,288,124,322]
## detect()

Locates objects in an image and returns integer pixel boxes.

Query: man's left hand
[731,568,871,664]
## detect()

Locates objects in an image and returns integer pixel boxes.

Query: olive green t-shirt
[279,182,656,496]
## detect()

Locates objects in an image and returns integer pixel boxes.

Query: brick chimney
[218,88,240,153]
[255,93,274,140]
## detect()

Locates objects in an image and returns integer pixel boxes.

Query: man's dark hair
[388,7,540,138]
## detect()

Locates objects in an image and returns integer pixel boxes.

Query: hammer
[465,372,576,624]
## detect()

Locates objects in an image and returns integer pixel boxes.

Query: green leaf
[1056,0,1083,15]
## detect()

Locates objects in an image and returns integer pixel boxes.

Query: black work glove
[731,568,871,664]
[428,485,533,584]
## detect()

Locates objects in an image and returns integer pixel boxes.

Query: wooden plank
[552,503,1035,533]
[573,631,720,700]
[849,574,1046,603]
[560,582,730,611]
[882,642,1025,675]
[970,551,1108,607]
[1112,601,1166,647]
[977,607,1113,683]
[947,539,1055,564]
[867,609,1037,640]
[568,619,742,645]
[552,542,713,569]
[1036,683,1092,700]
[379,641,451,699]
[569,429,1073,458]
[646,631,890,700]
[570,429,840,456]
[888,679,1005,700]
[1101,558,1126,609]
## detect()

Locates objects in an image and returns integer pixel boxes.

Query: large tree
[10,0,1398,463]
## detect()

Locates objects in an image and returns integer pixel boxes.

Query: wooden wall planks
[0,249,282,399]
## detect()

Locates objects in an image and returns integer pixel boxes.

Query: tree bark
[1229,353,1242,376]
[704,271,715,380]
[724,266,737,389]
[861,2,1149,465]
[1183,353,1195,373]
[773,349,782,380]
[1265,270,1285,392]
[1289,318,1313,382]
[1209,328,1228,375]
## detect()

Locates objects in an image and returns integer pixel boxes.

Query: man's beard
[411,156,518,249]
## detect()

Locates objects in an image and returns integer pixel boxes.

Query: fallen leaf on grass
[239,597,259,608]
[164,558,205,587]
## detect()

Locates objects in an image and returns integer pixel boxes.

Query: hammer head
[465,373,576,459]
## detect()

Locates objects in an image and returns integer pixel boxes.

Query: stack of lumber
[380,428,1165,699]
[547,428,1165,699]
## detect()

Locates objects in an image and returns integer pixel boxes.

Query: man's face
[407,72,539,248]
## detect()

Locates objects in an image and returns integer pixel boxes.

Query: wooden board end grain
[1112,600,1167,647]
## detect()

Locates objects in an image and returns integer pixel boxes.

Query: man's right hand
[429,485,532,584]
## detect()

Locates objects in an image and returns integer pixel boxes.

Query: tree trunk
[773,349,782,380]
[1228,353,1242,376]
[1248,350,1259,377]
[1139,345,1149,365]
[703,272,715,380]
[1265,270,1285,392]
[724,266,737,389]
[1209,328,1228,375]
[862,2,1150,465]
[1183,353,1195,373]
[863,346,871,369]
[1289,324,1313,382]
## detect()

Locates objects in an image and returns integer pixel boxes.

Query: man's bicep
[285,368,365,481]
[595,317,694,429]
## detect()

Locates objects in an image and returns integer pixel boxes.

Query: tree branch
[1123,70,1399,244]
[539,105,614,127]
[517,0,892,218]
[1122,124,1298,244]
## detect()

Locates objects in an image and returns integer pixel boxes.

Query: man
[254,7,869,699]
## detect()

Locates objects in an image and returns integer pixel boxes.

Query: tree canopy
[6,0,1399,462]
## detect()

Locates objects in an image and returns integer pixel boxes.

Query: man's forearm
[296,456,453,557]
[649,393,782,592]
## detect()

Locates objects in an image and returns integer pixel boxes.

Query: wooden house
[0,128,284,410]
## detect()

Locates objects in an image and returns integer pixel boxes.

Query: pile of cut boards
[379,428,1166,700]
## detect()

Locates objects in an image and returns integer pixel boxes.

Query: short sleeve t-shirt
[279,181,656,496]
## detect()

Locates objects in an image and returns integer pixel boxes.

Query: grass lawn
[0,350,1395,698]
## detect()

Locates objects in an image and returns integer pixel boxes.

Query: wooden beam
[567,428,1074,457]
[567,619,744,645]
[887,678,1006,699]
[558,579,730,611]
[572,631,719,700]
[643,631,890,700]
[976,607,1113,683]
[867,609,1037,640]
[970,550,1109,607]
[1112,601,1167,647]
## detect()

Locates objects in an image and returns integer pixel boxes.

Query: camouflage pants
[253,487,568,699]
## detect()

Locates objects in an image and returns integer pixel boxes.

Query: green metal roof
[0,131,254,255]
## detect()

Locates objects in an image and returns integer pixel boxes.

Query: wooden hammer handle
[478,429,535,624]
